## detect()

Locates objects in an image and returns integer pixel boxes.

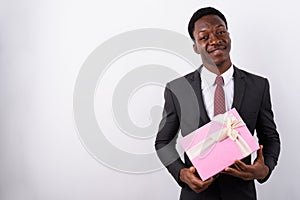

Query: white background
[0,0,299,199]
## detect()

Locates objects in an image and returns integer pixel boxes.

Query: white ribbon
[186,113,253,160]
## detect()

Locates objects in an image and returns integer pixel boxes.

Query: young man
[155,7,280,199]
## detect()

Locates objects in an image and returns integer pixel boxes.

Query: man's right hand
[180,167,215,193]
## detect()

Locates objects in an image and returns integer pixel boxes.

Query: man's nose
[209,34,220,45]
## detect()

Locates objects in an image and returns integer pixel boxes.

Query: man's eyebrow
[195,28,208,33]
[196,24,225,32]
[216,24,226,28]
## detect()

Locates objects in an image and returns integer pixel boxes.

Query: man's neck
[203,61,232,75]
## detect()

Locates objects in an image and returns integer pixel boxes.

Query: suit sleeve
[256,79,281,183]
[155,83,186,186]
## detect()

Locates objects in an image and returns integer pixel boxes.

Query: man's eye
[200,36,208,41]
[217,30,226,35]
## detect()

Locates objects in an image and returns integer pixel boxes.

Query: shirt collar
[200,65,234,89]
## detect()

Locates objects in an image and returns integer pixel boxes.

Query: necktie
[214,76,226,116]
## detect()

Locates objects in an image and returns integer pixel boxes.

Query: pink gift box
[180,108,259,181]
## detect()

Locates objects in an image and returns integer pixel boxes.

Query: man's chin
[201,53,229,67]
[202,58,222,67]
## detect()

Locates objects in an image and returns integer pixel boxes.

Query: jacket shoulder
[235,67,268,84]
[167,70,197,87]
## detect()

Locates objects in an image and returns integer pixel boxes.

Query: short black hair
[188,7,228,41]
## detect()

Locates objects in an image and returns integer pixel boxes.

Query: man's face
[192,15,231,67]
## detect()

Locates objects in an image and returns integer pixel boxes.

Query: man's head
[188,7,232,72]
[188,7,227,41]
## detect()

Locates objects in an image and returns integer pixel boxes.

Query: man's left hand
[223,145,269,180]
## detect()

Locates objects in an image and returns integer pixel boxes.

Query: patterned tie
[214,76,226,116]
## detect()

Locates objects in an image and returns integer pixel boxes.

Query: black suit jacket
[155,66,280,200]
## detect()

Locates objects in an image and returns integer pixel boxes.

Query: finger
[257,145,264,160]
[189,166,196,173]
[190,172,214,187]
[234,160,248,171]
[224,166,241,175]
[201,177,214,187]
[196,177,214,190]
[190,175,205,187]
[234,162,243,171]
[188,167,200,181]
[223,166,231,172]
[224,167,251,180]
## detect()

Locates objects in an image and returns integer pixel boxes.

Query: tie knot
[215,76,224,86]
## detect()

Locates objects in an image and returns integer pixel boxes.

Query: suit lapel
[189,66,245,126]
[190,67,210,125]
[232,66,246,111]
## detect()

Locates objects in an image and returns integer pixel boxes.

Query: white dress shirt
[200,65,234,120]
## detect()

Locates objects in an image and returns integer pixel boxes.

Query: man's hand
[180,166,215,193]
[223,145,269,180]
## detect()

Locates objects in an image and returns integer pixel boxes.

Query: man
[155,7,280,200]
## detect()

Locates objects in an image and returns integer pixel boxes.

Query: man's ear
[193,43,200,54]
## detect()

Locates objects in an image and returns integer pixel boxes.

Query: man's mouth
[207,46,226,53]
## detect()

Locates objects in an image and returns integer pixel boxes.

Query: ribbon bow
[186,113,253,160]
